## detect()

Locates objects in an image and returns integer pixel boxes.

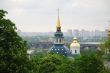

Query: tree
[56,60,78,73]
[74,50,105,73]
[104,38,110,49]
[29,54,67,73]
[0,10,29,73]
[100,38,110,61]
[38,54,63,73]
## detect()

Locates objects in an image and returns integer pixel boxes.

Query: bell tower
[54,9,64,44]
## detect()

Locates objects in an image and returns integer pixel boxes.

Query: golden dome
[70,37,80,48]
[108,27,110,37]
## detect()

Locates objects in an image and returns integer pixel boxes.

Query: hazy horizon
[0,0,110,32]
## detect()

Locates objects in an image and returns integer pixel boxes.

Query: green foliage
[56,60,78,73]
[30,54,63,73]
[0,10,7,19]
[0,10,29,73]
[104,68,110,73]
[29,50,107,73]
[74,50,105,73]
[104,38,110,49]
[0,9,108,73]
[102,38,110,61]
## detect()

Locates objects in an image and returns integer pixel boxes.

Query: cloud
[0,0,110,32]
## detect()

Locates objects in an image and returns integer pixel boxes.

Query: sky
[0,0,110,32]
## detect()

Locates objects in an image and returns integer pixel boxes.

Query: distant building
[50,9,71,56]
[70,37,80,54]
[105,29,108,37]
[67,29,73,36]
[73,29,80,37]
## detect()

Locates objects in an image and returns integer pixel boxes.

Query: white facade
[54,38,64,44]
[70,46,80,54]
[70,37,80,54]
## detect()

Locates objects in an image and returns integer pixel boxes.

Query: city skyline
[0,0,110,32]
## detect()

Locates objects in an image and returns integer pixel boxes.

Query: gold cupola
[70,37,80,48]
[108,26,110,37]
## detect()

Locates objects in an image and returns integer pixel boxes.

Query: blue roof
[50,44,71,56]
[50,28,72,56]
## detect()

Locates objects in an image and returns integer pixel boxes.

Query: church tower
[50,9,71,56]
[54,9,64,44]
[70,37,80,54]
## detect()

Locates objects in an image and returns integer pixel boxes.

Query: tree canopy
[0,9,109,73]
[0,10,29,73]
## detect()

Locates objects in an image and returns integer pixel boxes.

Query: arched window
[75,50,77,53]
[56,38,58,43]
[59,39,61,43]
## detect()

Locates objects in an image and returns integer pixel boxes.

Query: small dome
[73,37,77,40]
[107,27,110,37]
[108,25,110,32]
[108,28,110,31]
[70,37,80,48]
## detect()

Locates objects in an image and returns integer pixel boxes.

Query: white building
[70,37,80,54]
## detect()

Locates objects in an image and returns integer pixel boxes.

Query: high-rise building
[67,29,73,36]
[73,29,79,37]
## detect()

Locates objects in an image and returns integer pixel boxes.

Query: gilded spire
[108,22,110,37]
[56,9,61,28]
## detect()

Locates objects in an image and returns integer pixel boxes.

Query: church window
[59,39,61,43]
[75,50,77,53]
[57,39,58,43]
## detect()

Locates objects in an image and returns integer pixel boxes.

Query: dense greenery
[0,10,29,73]
[0,9,110,73]
[75,51,104,73]
[29,50,108,73]
[101,37,110,61]
[29,48,108,73]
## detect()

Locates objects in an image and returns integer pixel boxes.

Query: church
[70,37,80,54]
[50,10,80,56]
